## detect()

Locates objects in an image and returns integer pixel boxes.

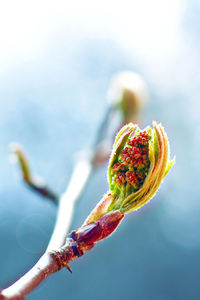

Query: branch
[46,157,93,251]
[0,197,124,300]
[46,105,115,251]
[0,253,59,300]
[0,108,114,299]
[10,143,58,204]
[0,155,94,300]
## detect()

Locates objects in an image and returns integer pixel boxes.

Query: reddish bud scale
[75,222,102,245]
[97,211,124,239]
[111,130,150,191]
[51,211,124,271]
[75,211,124,246]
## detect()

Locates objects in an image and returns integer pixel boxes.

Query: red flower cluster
[111,130,150,191]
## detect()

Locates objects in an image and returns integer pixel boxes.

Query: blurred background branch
[10,143,58,204]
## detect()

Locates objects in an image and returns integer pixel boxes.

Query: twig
[0,107,114,300]
[0,253,59,300]
[46,157,93,251]
[10,143,58,204]
[0,156,93,300]
[46,105,115,250]
[0,197,124,300]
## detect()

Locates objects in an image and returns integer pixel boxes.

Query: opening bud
[107,121,175,213]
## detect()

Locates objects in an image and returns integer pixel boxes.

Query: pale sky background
[0,0,184,75]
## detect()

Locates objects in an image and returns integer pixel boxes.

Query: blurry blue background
[0,0,200,299]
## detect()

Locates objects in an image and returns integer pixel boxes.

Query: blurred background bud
[107,71,148,123]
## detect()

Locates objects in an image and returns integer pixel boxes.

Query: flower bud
[107,121,175,213]
[82,120,174,237]
[107,71,148,122]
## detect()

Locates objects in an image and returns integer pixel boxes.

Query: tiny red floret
[111,130,150,191]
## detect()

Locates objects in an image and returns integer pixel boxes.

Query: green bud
[83,121,174,226]
[107,121,175,213]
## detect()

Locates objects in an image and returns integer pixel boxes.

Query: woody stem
[0,244,81,300]
[46,158,93,251]
[1,107,115,300]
